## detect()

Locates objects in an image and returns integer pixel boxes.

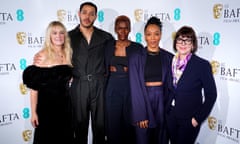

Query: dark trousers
[135,86,168,144]
[70,77,105,144]
[166,107,200,144]
[105,74,135,144]
[136,126,168,144]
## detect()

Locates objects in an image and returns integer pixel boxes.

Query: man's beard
[84,23,94,28]
[80,19,94,29]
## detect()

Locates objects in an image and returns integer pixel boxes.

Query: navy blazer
[128,47,173,127]
[104,40,144,77]
[166,54,217,124]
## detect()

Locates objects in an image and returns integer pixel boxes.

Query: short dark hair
[173,26,198,53]
[114,15,131,32]
[79,2,98,14]
[144,16,162,32]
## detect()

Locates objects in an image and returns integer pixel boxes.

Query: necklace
[55,52,65,63]
[147,47,160,56]
[147,50,160,56]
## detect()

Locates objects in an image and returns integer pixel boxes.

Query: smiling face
[144,24,161,51]
[175,35,193,58]
[173,26,198,58]
[50,26,65,48]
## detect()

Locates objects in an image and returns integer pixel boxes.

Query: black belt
[76,74,104,81]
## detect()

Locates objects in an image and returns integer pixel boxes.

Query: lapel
[176,54,195,88]
[160,50,169,83]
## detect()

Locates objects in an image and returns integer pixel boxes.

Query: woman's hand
[137,120,149,128]
[192,117,198,127]
[31,113,39,128]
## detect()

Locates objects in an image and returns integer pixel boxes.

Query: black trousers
[70,76,105,144]
[166,107,200,144]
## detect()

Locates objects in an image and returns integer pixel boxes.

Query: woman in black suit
[166,26,217,144]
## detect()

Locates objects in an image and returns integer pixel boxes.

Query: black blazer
[166,54,217,124]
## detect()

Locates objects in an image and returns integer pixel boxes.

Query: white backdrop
[1,0,240,144]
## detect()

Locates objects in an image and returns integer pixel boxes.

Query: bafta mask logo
[213,4,223,19]
[22,130,32,141]
[57,9,66,22]
[211,60,220,75]
[172,32,176,40]
[16,32,26,45]
[208,116,217,130]
[134,9,143,22]
[20,83,27,95]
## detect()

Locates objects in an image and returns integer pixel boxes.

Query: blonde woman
[23,21,74,144]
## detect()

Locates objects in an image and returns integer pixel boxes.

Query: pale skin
[176,35,198,127]
[30,26,67,128]
[30,90,38,128]
[31,8,95,126]
[33,25,67,65]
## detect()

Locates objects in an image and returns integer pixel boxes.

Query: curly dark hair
[144,16,162,32]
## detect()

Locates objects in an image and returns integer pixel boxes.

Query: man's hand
[33,52,44,65]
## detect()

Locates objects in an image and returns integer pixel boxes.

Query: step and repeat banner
[1,0,240,144]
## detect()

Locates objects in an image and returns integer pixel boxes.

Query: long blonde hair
[42,21,72,66]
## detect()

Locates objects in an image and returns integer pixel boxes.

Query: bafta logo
[16,32,26,45]
[213,4,223,19]
[134,9,143,22]
[22,130,32,141]
[211,60,220,75]
[172,32,176,40]
[20,83,27,95]
[208,116,217,130]
[57,9,66,22]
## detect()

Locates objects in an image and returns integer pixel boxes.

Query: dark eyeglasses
[176,38,192,45]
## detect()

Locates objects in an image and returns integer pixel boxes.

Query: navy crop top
[110,56,128,72]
